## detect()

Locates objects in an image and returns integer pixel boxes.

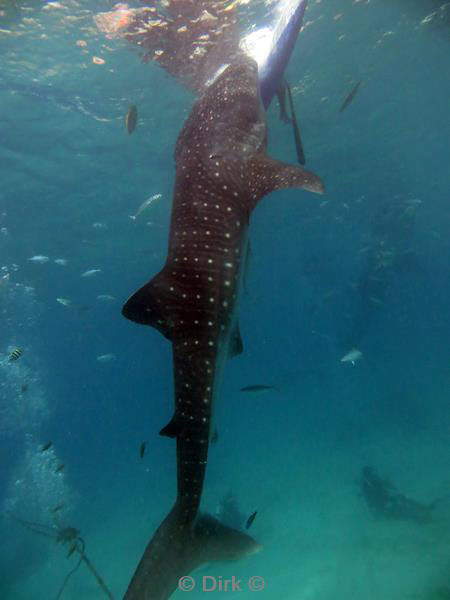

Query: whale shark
[122,54,323,599]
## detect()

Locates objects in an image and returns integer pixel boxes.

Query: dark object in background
[245,511,257,530]
[216,492,246,531]
[7,512,114,599]
[359,466,439,524]
[339,81,361,113]
[240,384,277,393]
[341,199,423,351]
[210,427,219,444]
[125,104,138,134]
[139,441,146,459]
[285,81,306,165]
[275,83,291,123]
[40,441,52,452]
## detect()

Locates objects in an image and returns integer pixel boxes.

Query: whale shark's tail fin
[124,503,261,600]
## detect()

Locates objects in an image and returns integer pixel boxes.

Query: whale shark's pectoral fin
[247,155,324,212]
[122,270,176,339]
[229,322,243,357]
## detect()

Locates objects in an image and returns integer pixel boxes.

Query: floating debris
[125,104,138,134]
[9,347,23,362]
[245,511,257,530]
[81,268,101,278]
[129,193,162,220]
[28,255,49,264]
[340,348,362,365]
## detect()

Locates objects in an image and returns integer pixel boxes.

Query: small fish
[40,441,52,452]
[56,297,71,307]
[129,193,162,220]
[340,348,363,365]
[8,347,23,362]
[0,273,10,288]
[97,353,116,363]
[81,268,101,277]
[52,502,65,513]
[92,222,107,229]
[139,441,146,459]
[28,255,49,263]
[125,104,138,134]
[240,384,277,393]
[54,258,68,266]
[339,81,361,113]
[55,463,65,473]
[97,294,115,301]
[246,511,257,530]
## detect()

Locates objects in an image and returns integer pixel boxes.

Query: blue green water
[1,1,449,598]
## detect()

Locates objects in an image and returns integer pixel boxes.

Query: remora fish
[122,55,323,600]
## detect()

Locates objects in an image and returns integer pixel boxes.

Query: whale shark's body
[122,54,323,599]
